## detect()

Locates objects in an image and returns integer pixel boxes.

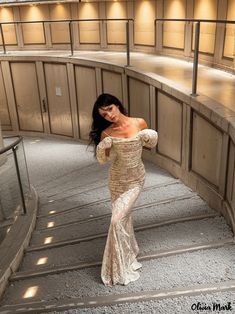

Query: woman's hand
[139,129,158,148]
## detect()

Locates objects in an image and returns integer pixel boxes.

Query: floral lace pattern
[96,129,158,286]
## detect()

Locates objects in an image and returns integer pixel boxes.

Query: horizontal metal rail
[155,18,235,24]
[0,18,134,25]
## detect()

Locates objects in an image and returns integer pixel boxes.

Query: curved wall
[0,54,235,234]
[0,0,234,73]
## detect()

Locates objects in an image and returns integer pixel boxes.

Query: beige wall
[20,5,49,44]
[106,2,127,45]
[223,0,235,58]
[193,0,217,54]
[78,2,100,44]
[134,0,156,46]
[50,4,71,44]
[0,7,17,45]
[163,0,186,49]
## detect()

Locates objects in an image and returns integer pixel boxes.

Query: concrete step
[20,215,232,272]
[35,194,211,232]
[1,245,234,310]
[36,181,192,221]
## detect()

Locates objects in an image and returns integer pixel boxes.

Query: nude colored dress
[96,128,158,286]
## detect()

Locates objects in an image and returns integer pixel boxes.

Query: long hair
[88,93,127,153]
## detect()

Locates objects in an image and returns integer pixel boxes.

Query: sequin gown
[96,129,158,286]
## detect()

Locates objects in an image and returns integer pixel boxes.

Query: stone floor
[0,136,234,313]
[2,50,235,111]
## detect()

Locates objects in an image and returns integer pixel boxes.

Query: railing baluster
[0,23,6,54]
[69,21,73,56]
[192,21,200,96]
[126,20,130,67]
[12,146,27,215]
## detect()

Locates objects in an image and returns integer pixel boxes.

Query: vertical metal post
[69,21,74,56]
[126,21,130,67]
[0,24,6,54]
[191,21,200,96]
[12,146,27,215]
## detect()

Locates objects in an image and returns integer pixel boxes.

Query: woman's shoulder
[133,117,148,130]
[100,127,112,141]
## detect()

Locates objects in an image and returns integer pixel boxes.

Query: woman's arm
[96,134,112,164]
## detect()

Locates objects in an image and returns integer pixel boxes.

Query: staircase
[0,137,234,314]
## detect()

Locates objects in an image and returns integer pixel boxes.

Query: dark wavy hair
[88,93,127,153]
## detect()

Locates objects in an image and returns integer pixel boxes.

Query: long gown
[96,128,158,286]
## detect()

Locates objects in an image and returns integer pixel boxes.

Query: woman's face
[98,104,120,123]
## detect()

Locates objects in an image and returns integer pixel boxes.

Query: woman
[89,93,158,286]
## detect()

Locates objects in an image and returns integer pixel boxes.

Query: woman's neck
[111,114,130,129]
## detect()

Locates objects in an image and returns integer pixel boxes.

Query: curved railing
[0,18,134,66]
[0,18,234,94]
[155,18,235,96]
[0,136,30,221]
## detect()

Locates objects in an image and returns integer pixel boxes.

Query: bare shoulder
[135,118,148,130]
[100,127,112,141]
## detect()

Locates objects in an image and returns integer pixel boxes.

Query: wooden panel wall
[128,78,150,125]
[223,0,235,58]
[163,0,186,49]
[191,112,222,187]
[193,0,218,54]
[0,64,11,130]
[50,4,71,44]
[44,63,73,137]
[134,0,156,46]
[102,70,123,103]
[157,92,182,163]
[75,66,97,140]
[106,2,127,45]
[0,7,17,45]
[78,3,100,44]
[10,62,43,132]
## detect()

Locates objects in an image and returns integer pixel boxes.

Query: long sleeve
[139,129,158,149]
[96,144,108,164]
[96,137,114,164]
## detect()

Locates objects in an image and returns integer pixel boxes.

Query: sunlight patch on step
[23,286,38,298]
[44,236,53,244]
[36,257,48,265]
[47,222,55,228]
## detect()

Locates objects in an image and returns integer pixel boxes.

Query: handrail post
[126,20,130,67]
[0,24,6,54]
[69,21,73,56]
[12,146,27,215]
[191,21,200,96]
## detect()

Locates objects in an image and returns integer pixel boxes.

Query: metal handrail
[0,136,22,155]
[1,136,27,214]
[0,18,134,65]
[154,18,235,24]
[155,18,235,96]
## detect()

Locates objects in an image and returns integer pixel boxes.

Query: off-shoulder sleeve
[96,147,107,164]
[96,137,115,164]
[139,129,158,149]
